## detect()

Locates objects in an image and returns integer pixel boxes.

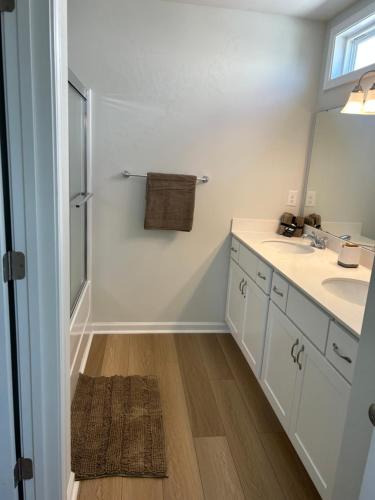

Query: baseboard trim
[91,322,229,334]
[79,332,94,373]
[67,471,79,500]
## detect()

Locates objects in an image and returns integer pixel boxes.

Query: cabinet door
[261,303,301,431]
[226,261,246,344]
[241,278,269,378]
[290,337,351,500]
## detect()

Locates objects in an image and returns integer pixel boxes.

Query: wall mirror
[303,107,375,251]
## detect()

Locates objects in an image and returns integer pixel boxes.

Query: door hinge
[14,458,33,487]
[0,0,15,12]
[3,251,26,282]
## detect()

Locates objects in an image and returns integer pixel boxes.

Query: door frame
[0,119,18,500]
[2,1,70,499]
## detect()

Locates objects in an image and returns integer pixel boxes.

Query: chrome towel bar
[122,170,209,184]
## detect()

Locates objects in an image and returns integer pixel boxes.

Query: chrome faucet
[303,231,328,250]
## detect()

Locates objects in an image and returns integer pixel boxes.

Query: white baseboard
[91,321,229,334]
[79,332,94,373]
[67,471,79,500]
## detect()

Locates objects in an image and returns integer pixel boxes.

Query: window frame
[324,1,375,90]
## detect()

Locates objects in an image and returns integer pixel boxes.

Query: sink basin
[322,278,369,306]
[261,240,315,255]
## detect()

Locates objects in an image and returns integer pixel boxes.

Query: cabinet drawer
[286,287,329,353]
[256,260,273,295]
[230,237,240,262]
[271,274,289,311]
[239,244,257,280]
[326,322,358,383]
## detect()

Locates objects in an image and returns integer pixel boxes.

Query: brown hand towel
[144,173,197,232]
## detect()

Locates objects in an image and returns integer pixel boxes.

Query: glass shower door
[69,78,89,313]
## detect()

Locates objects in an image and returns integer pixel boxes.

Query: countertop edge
[231,231,363,339]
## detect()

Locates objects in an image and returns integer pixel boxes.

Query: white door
[360,430,375,500]
[226,260,246,344]
[0,152,18,500]
[241,278,269,378]
[261,302,301,431]
[290,336,351,500]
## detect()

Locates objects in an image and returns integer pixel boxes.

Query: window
[352,30,375,71]
[68,73,90,314]
[325,3,375,89]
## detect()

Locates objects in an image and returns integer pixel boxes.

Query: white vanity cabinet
[261,303,301,430]
[226,260,246,343]
[226,249,271,378]
[226,236,359,500]
[241,277,269,377]
[290,335,351,500]
[261,304,351,500]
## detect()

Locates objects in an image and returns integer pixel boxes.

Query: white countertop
[232,230,371,337]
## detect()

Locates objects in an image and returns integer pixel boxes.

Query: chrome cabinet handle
[291,339,299,362]
[332,343,352,364]
[273,286,284,297]
[257,272,267,281]
[296,345,305,370]
[231,247,238,253]
[239,278,245,293]
[242,281,248,298]
[70,192,93,208]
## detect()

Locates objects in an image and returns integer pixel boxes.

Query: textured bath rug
[71,373,167,480]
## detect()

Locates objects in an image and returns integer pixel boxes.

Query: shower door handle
[70,192,93,208]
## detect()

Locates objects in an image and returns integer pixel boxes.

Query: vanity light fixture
[341,70,375,115]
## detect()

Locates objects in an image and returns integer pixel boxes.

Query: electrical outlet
[287,190,298,207]
[305,190,316,207]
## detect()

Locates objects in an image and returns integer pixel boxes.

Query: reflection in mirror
[304,108,375,251]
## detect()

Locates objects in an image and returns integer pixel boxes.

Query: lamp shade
[363,86,375,114]
[341,89,365,114]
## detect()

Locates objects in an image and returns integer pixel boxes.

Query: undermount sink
[261,240,315,255]
[322,278,369,306]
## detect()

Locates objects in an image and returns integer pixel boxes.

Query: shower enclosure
[68,71,91,314]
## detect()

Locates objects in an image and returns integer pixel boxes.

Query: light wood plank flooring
[78,334,320,500]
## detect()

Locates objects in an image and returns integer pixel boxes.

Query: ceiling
[165,0,358,21]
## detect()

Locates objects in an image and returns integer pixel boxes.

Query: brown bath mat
[71,373,167,481]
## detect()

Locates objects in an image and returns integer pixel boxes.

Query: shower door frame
[68,71,90,315]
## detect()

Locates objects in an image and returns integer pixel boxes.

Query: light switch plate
[287,190,298,207]
[305,190,316,207]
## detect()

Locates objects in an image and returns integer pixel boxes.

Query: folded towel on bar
[144,173,197,232]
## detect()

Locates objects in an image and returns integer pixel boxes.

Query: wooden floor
[78,334,320,500]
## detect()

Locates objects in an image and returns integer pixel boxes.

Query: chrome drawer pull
[296,345,305,370]
[239,278,244,293]
[272,286,284,297]
[332,343,352,364]
[242,281,248,298]
[291,339,299,362]
[231,247,238,253]
[257,272,267,281]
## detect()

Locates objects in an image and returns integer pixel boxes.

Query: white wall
[68,0,324,325]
